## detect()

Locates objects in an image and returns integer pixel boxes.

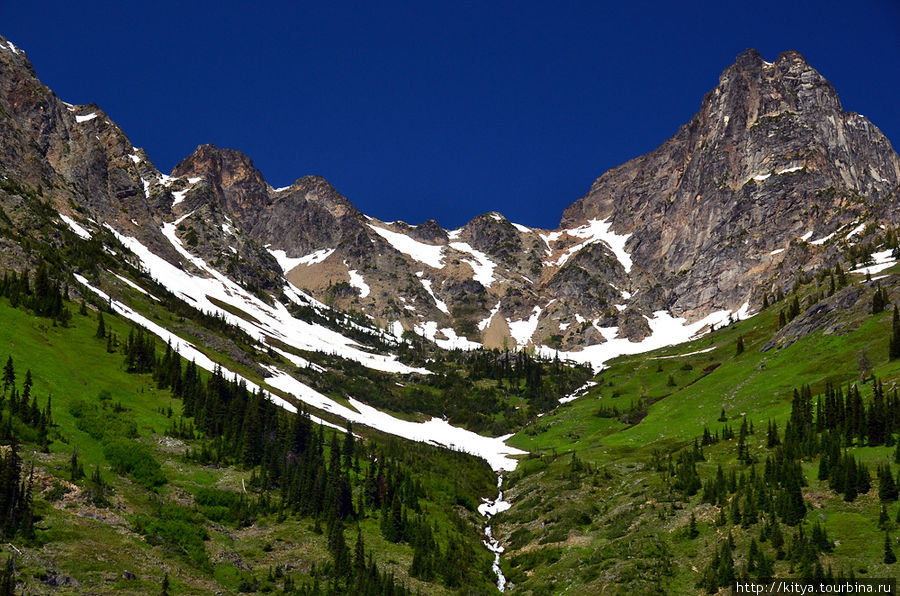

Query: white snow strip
[559,380,597,404]
[390,320,405,339]
[267,248,334,273]
[112,273,160,301]
[141,178,151,199]
[75,113,97,123]
[507,306,542,348]
[770,248,785,255]
[537,302,752,372]
[810,232,835,245]
[753,173,771,182]
[450,241,496,287]
[346,268,370,298]
[6,41,20,55]
[420,279,449,314]
[800,231,814,242]
[776,165,804,175]
[654,346,716,359]
[478,302,502,331]
[368,224,445,268]
[59,214,91,239]
[222,222,233,236]
[128,154,141,164]
[267,371,524,471]
[511,222,531,233]
[187,177,203,184]
[103,224,427,375]
[845,223,866,239]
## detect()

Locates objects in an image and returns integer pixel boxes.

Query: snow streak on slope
[60,214,92,239]
[266,371,525,471]
[368,224,445,268]
[538,303,752,371]
[449,242,496,287]
[104,223,426,375]
[76,274,523,470]
[541,218,633,272]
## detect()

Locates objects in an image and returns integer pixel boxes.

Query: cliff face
[561,49,900,320]
[1,36,898,352]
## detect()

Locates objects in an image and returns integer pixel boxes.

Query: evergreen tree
[736,335,745,356]
[890,306,900,361]
[0,557,13,596]
[1,357,13,398]
[95,311,106,339]
[160,573,170,596]
[885,534,897,564]
[688,512,699,538]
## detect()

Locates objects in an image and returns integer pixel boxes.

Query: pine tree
[688,512,699,538]
[885,534,897,564]
[1,357,13,398]
[0,557,13,596]
[160,573,170,596]
[736,335,745,356]
[890,306,900,361]
[95,311,106,339]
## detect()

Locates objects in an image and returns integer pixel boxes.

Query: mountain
[3,38,897,366]
[2,32,900,595]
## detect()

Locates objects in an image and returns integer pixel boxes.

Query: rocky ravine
[1,36,898,355]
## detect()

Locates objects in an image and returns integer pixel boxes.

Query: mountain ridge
[1,37,898,360]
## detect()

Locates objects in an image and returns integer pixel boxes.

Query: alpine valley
[0,32,899,595]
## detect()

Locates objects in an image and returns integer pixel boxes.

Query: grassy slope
[0,297,495,595]
[497,270,900,594]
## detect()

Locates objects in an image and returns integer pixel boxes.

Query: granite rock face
[561,49,900,321]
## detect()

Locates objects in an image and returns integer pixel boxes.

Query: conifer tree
[95,311,106,339]
[0,557,13,596]
[736,335,745,356]
[890,306,900,361]
[1,357,13,398]
[885,534,896,564]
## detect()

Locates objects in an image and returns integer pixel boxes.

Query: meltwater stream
[479,475,512,592]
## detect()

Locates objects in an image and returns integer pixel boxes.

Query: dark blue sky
[3,1,899,229]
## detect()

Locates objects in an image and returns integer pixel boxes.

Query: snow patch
[810,232,835,245]
[511,222,531,233]
[450,242,496,287]
[268,248,334,273]
[171,189,188,206]
[507,306,542,348]
[753,173,771,182]
[845,223,866,240]
[546,219,633,273]
[346,266,370,298]
[478,302,502,331]
[850,249,896,276]
[770,248,785,255]
[420,279,449,314]
[537,302,752,371]
[75,113,97,123]
[59,214,91,239]
[776,165,804,175]
[800,231,814,242]
[368,224,445,268]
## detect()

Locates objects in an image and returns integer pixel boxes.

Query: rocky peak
[172,144,269,216]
